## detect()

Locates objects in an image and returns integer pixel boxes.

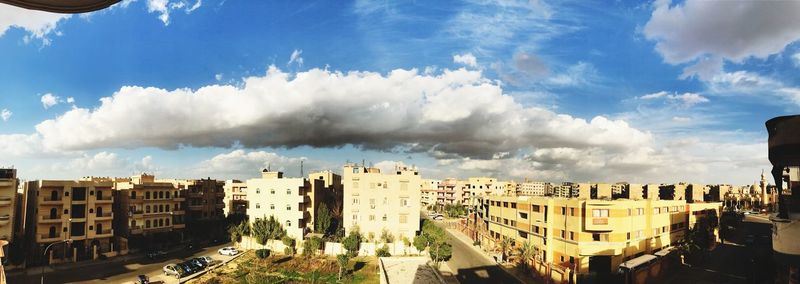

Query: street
[435,221,525,284]
[8,243,238,284]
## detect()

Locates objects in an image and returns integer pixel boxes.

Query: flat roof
[619,254,657,269]
[654,247,674,257]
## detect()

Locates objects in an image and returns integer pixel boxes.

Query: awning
[0,0,120,13]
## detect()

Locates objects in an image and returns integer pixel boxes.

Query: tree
[516,240,536,270]
[380,229,395,244]
[336,254,350,280]
[252,216,286,245]
[282,236,296,255]
[430,242,452,263]
[303,236,322,257]
[343,230,362,257]
[499,237,513,263]
[228,220,251,247]
[414,220,453,266]
[315,203,333,235]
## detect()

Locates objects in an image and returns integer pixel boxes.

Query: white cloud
[793,53,800,67]
[671,116,691,123]
[146,0,202,25]
[639,91,708,108]
[453,53,478,67]
[215,73,223,81]
[66,97,75,104]
[512,52,548,77]
[1,109,11,121]
[644,0,800,79]
[0,4,70,45]
[40,93,60,109]
[33,66,653,161]
[193,150,330,179]
[288,49,304,67]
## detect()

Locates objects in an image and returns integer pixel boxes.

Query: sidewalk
[444,228,533,284]
[10,247,183,277]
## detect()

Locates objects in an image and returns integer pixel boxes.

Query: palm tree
[516,240,536,270]
[499,237,513,263]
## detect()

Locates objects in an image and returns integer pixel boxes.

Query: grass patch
[190,251,379,284]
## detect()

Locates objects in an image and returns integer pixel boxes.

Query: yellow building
[223,179,248,217]
[482,195,721,278]
[32,179,116,263]
[0,169,17,242]
[113,174,186,239]
[343,164,421,241]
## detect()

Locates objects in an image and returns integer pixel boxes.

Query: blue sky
[1,0,799,185]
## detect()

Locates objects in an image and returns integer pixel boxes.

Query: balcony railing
[0,215,9,226]
[95,229,113,236]
[40,215,62,223]
[95,196,113,203]
[95,213,113,219]
[0,197,11,206]
[40,234,61,241]
[41,197,63,204]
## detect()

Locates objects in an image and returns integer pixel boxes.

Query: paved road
[435,222,524,284]
[9,243,238,284]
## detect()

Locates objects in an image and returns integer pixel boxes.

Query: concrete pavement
[435,222,524,284]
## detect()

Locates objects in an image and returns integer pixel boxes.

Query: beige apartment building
[0,169,17,243]
[343,164,421,241]
[481,195,721,280]
[113,174,186,242]
[30,179,116,263]
[517,181,551,196]
[246,170,311,240]
[223,179,248,217]
[420,179,440,207]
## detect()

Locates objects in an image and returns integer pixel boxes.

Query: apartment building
[113,174,185,243]
[482,195,721,279]
[223,180,248,217]
[517,181,551,197]
[435,178,468,206]
[0,169,17,242]
[343,164,421,241]
[184,178,225,221]
[420,179,440,207]
[28,179,116,263]
[247,170,311,240]
[308,170,343,233]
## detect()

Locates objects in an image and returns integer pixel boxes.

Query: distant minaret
[761,169,769,208]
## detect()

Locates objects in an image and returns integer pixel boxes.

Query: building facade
[481,195,721,279]
[517,181,551,197]
[246,170,311,241]
[113,174,185,244]
[223,179,248,217]
[343,164,421,241]
[0,169,17,242]
[30,179,116,263]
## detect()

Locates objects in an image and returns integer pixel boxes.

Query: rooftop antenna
[268,163,271,172]
[300,160,304,177]
[362,159,365,168]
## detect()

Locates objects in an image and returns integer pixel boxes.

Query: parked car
[218,247,239,256]
[163,264,184,278]
[190,258,207,269]
[136,275,149,284]
[147,250,167,259]
[177,262,196,275]
[182,260,202,273]
[197,256,216,266]
[432,214,444,220]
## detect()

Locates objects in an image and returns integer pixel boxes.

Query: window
[370,199,376,209]
[353,182,359,188]
[654,228,660,235]
[146,220,151,228]
[570,207,575,216]
[401,198,409,207]
[352,214,358,220]
[654,207,661,214]
[166,219,170,226]
[286,204,291,211]
[511,203,517,209]
[569,231,575,241]
[382,214,387,221]
[145,192,151,199]
[592,209,609,217]
[286,220,291,227]
[592,233,609,242]
[369,215,375,221]
[400,214,408,224]
[270,204,275,210]
[146,205,151,213]
[532,205,540,212]
[270,189,275,194]
[560,207,566,215]
[627,208,632,216]
[287,188,292,195]
[256,188,260,194]
[627,232,631,240]
[560,230,565,238]
[353,198,359,204]
[663,206,669,213]
[637,208,644,215]
[519,212,528,219]
[503,202,509,208]
[256,203,260,209]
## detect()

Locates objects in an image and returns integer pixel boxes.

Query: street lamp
[41,239,72,284]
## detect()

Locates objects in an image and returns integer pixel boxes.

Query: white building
[343,164,421,241]
[246,170,310,241]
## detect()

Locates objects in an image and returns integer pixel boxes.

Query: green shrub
[255,249,270,259]
[376,245,391,257]
[303,236,322,256]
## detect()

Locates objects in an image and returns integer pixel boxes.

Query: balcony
[130,226,143,234]
[172,210,185,215]
[0,215,9,226]
[95,196,113,204]
[0,180,12,187]
[129,210,144,218]
[39,215,63,224]
[0,197,11,206]
[173,196,185,202]
[95,229,113,238]
[95,212,113,221]
[173,223,186,229]
[41,197,63,205]
[39,234,62,243]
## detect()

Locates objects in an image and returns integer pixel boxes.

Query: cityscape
[1,1,800,284]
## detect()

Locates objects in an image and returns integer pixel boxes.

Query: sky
[1,0,799,185]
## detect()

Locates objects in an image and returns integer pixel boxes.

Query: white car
[218,247,239,256]
[163,264,183,278]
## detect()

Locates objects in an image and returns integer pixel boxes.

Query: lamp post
[41,239,72,284]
